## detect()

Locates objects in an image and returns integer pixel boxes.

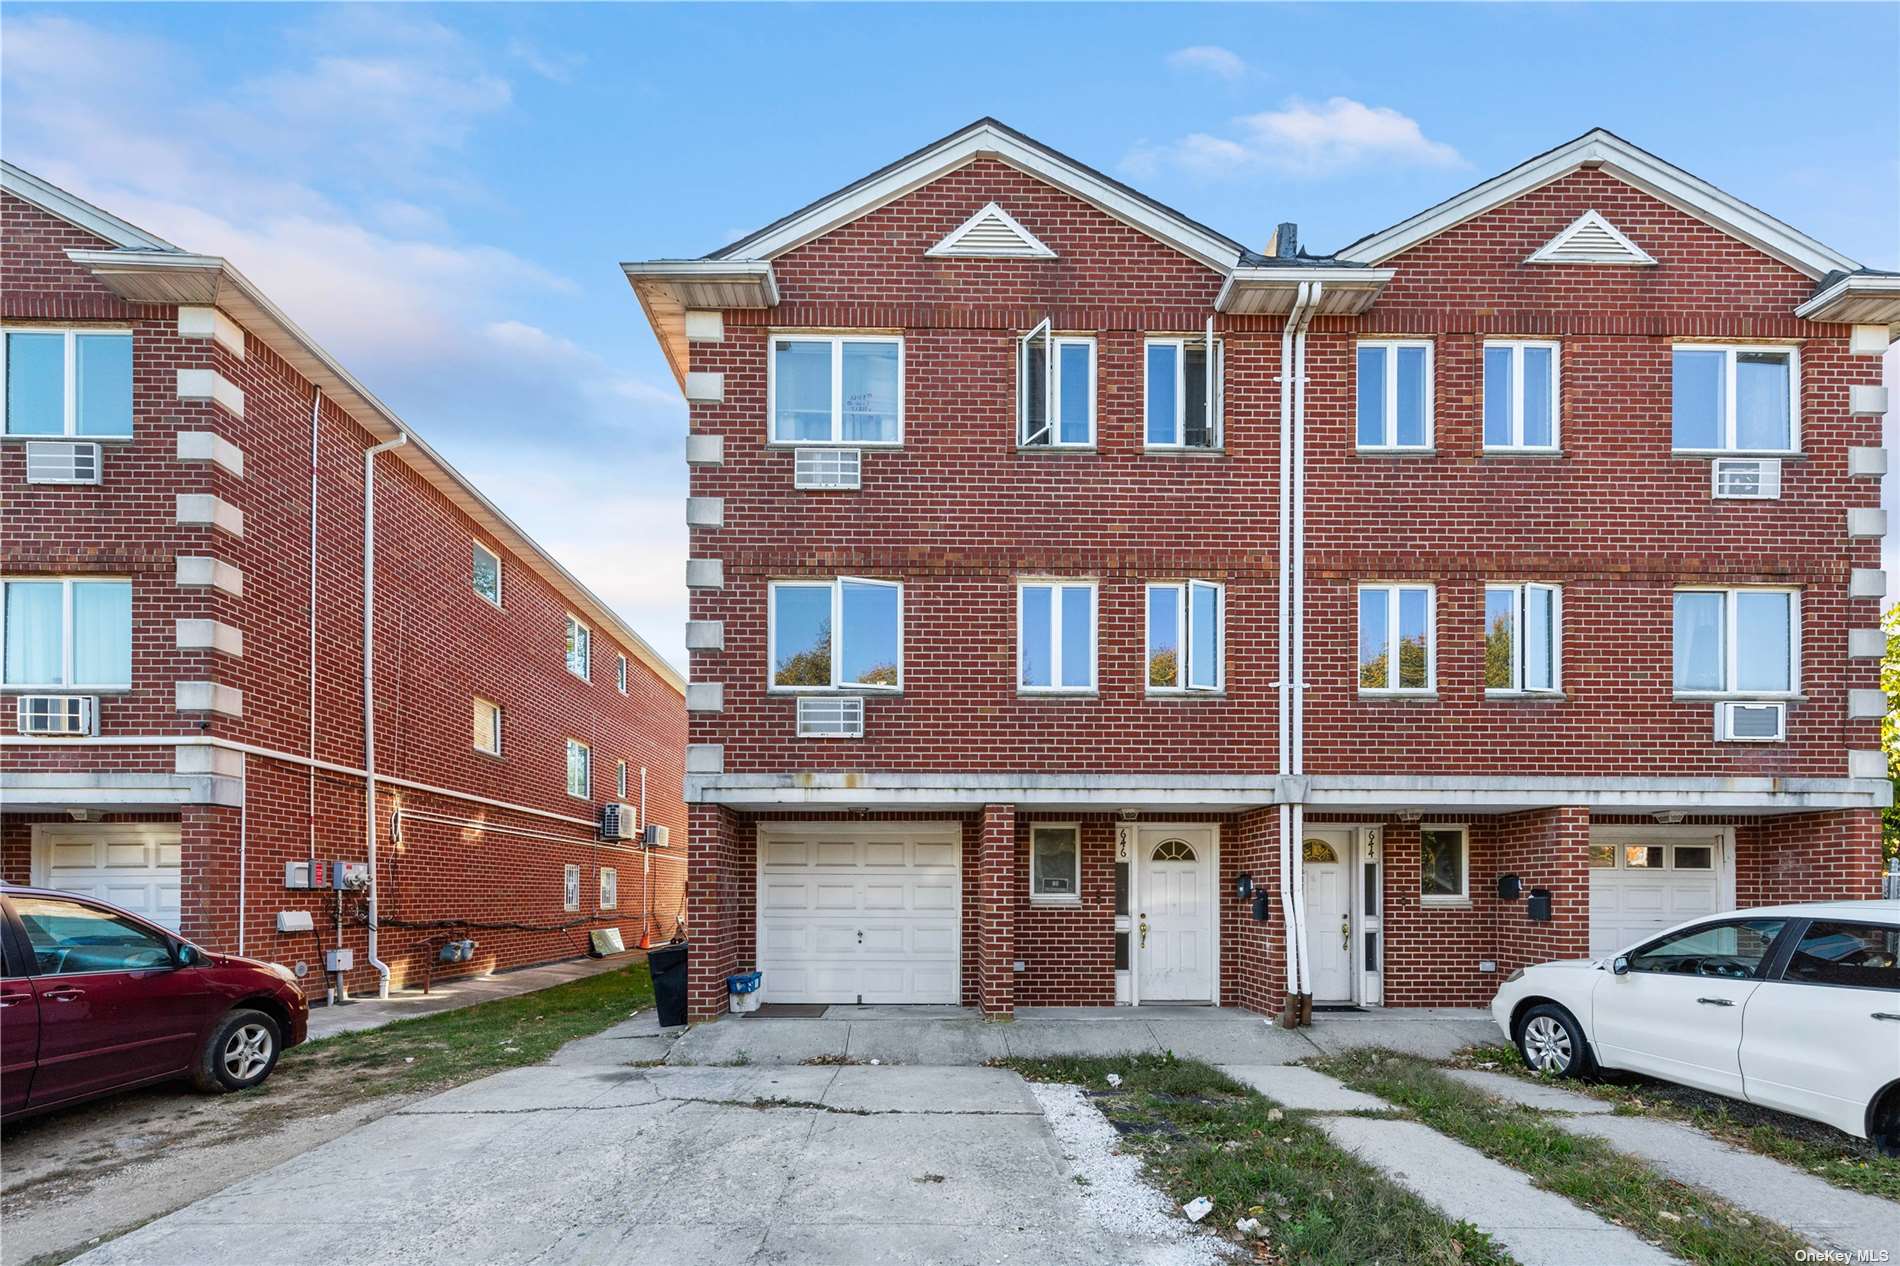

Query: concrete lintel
[0,770,241,810]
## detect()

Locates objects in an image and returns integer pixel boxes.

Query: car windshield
[13,895,175,975]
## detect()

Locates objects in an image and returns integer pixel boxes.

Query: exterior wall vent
[1711,457,1781,500]
[797,695,864,739]
[24,441,101,485]
[1526,210,1657,266]
[1716,700,1785,743]
[925,202,1057,259]
[795,446,862,490]
[16,695,96,736]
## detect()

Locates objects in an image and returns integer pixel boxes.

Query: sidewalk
[306,952,646,1041]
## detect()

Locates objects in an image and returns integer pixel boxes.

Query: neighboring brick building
[2,163,687,1001]
[634,120,1896,1024]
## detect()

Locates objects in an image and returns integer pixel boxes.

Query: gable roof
[1334,128,1860,279]
[0,161,180,252]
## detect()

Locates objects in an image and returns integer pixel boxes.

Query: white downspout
[1275,282,1311,1010]
[1288,283,1322,1007]
[362,432,408,999]
[309,389,337,1002]
[237,752,248,954]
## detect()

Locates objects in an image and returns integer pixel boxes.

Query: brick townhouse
[2,163,687,1001]
[627,119,1897,1023]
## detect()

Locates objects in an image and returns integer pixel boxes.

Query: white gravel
[1029,1082,1237,1266]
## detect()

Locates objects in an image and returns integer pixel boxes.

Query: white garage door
[758,823,960,1005]
[1589,836,1726,957]
[33,824,183,930]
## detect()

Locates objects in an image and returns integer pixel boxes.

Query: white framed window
[1018,321,1095,447]
[1482,340,1560,451]
[473,697,502,755]
[1671,344,1799,454]
[472,541,502,606]
[1419,825,1468,904]
[1018,579,1096,692]
[564,614,590,680]
[562,863,580,912]
[1356,339,1434,450]
[616,759,628,799]
[1030,824,1081,903]
[1673,588,1800,697]
[1146,581,1224,692]
[565,738,591,799]
[3,328,133,438]
[1357,583,1435,693]
[1144,329,1222,449]
[616,653,629,694]
[1484,583,1562,695]
[599,867,618,910]
[769,334,903,445]
[2,577,132,690]
[769,577,902,691]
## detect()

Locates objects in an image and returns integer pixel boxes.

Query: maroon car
[1,885,308,1121]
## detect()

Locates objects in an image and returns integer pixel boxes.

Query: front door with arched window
[1137,825,1216,1001]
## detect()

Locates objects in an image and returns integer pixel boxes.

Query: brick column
[1493,806,1591,975]
[685,803,748,1021]
[977,803,1017,1018]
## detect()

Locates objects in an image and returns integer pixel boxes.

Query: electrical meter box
[324,947,354,972]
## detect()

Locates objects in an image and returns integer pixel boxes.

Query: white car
[1491,900,1900,1151]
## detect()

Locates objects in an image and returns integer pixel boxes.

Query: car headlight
[265,961,298,983]
[1503,968,1525,985]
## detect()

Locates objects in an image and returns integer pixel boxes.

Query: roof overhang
[70,248,685,696]
[621,260,779,387]
[1335,129,1861,280]
[1794,273,1900,326]
[1216,267,1394,316]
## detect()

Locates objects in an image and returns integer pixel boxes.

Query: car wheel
[1871,1088,1900,1158]
[192,1008,283,1093]
[1516,1003,1592,1079]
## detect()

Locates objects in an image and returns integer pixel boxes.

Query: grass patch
[1000,1052,1511,1266]
[1459,1043,1900,1202]
[1316,1049,1807,1266]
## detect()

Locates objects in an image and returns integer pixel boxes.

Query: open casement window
[1018,580,1096,692]
[1018,320,1095,447]
[1484,583,1562,694]
[1671,345,1799,454]
[1146,581,1224,692]
[769,577,902,691]
[1144,320,1223,450]
[1672,588,1799,697]
[1357,583,1435,693]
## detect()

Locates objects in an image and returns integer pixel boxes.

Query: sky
[3,3,1896,670]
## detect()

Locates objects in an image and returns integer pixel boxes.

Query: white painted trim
[1794,273,1900,321]
[1589,823,1738,917]
[1355,581,1438,694]
[1417,822,1472,905]
[174,555,243,598]
[1480,340,1562,451]
[1670,586,1802,698]
[1669,343,1801,456]
[766,577,904,693]
[1483,581,1564,695]
[564,613,591,681]
[1354,339,1436,451]
[1019,327,1096,448]
[1028,822,1083,904]
[766,333,905,446]
[175,368,244,419]
[1133,823,1221,1005]
[174,618,242,656]
[564,737,592,800]
[1525,210,1657,266]
[175,431,244,478]
[927,201,1057,258]
[176,306,245,358]
[1143,580,1226,693]
[0,575,134,691]
[1141,334,1222,451]
[0,161,177,250]
[175,493,244,538]
[471,539,503,608]
[1016,577,1098,693]
[1,326,134,440]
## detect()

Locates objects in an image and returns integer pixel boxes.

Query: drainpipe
[1288,283,1322,1013]
[309,389,338,1002]
[1275,282,1312,1011]
[362,431,408,999]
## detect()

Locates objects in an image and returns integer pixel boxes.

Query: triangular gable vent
[926,202,1056,259]
[1527,210,1657,266]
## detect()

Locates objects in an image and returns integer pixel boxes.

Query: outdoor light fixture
[1234,872,1254,901]
[1653,810,1685,825]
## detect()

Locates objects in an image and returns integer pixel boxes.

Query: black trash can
[647,940,690,1028]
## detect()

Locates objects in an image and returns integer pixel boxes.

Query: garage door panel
[863,841,906,867]
[815,881,858,910]
[51,842,98,868]
[913,841,956,868]
[1590,840,1725,959]
[911,925,957,955]
[861,882,907,910]
[911,880,956,911]
[38,827,184,931]
[105,843,151,868]
[764,839,810,866]
[763,880,814,911]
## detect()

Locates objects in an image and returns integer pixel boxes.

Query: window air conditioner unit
[24,442,102,485]
[1711,458,1780,500]
[16,695,97,736]
[599,802,639,840]
[1716,700,1785,743]
[642,823,670,849]
[794,447,861,490]
[797,694,864,739]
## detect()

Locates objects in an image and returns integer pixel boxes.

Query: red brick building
[2,163,688,1001]
[634,121,1895,1023]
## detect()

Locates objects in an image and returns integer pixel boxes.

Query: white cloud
[507,37,586,84]
[1167,46,1248,80]
[1125,96,1465,180]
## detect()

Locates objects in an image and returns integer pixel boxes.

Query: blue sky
[4,3,1896,668]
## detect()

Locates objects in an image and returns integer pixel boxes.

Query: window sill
[2,433,136,444]
[1029,895,1082,907]
[769,687,903,697]
[1481,448,1565,459]
[1420,898,1472,910]
[473,748,506,762]
[1355,447,1437,458]
[1358,690,1439,701]
[767,440,903,450]
[2,686,132,694]
[1672,449,1804,460]
[1146,689,1227,700]
[1018,690,1098,701]
[1485,690,1567,702]
[1143,446,1226,457]
[1017,444,1097,455]
[1672,692,1804,702]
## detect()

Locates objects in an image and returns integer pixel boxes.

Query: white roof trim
[1795,272,1900,322]
[1336,130,1859,279]
[925,202,1056,259]
[1526,209,1657,266]
[0,160,177,252]
[715,121,1242,272]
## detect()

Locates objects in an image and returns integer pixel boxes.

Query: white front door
[31,823,182,930]
[1303,830,1353,1004]
[1138,826,1215,1002]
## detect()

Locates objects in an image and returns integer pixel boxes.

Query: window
[13,895,175,974]
[1019,580,1096,692]
[473,697,502,755]
[3,329,132,438]
[1485,583,1561,694]
[562,864,581,912]
[565,739,590,799]
[599,867,618,910]
[1627,918,1786,977]
[472,541,501,606]
[616,759,628,799]
[1782,921,1899,990]
[1030,825,1080,902]
[616,653,628,694]
[1672,589,1798,696]
[1483,341,1559,450]
[1672,345,1798,453]
[1019,322,1095,447]
[564,614,590,680]
[1357,584,1434,693]
[769,578,901,691]
[1356,340,1433,450]
[1146,581,1223,691]
[1144,333,1222,449]
[770,335,902,444]
[1419,826,1467,903]
[2,577,132,689]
